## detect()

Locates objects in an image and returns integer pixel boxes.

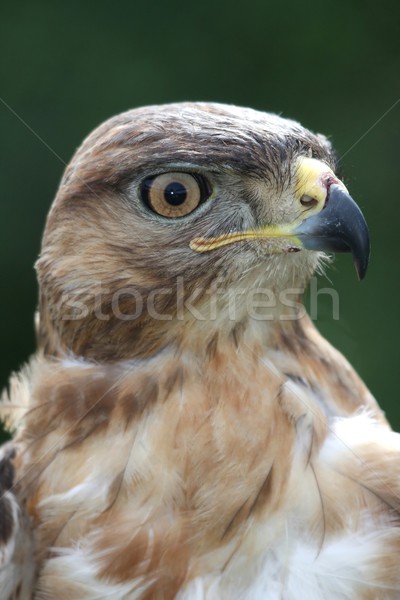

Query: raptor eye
[141,172,210,218]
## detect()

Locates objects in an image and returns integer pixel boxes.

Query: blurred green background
[1,0,399,439]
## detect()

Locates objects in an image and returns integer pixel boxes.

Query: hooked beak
[293,183,370,280]
[190,157,370,280]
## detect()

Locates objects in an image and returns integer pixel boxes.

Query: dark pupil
[164,181,187,206]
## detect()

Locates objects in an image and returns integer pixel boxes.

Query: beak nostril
[300,195,318,208]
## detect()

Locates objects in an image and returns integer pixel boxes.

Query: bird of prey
[1,102,399,599]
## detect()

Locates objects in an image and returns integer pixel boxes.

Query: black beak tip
[355,256,368,281]
[349,212,370,281]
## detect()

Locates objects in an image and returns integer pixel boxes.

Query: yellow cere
[295,156,340,205]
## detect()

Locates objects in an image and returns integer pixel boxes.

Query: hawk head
[35,102,369,360]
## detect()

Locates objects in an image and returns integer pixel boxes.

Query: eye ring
[141,172,211,218]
